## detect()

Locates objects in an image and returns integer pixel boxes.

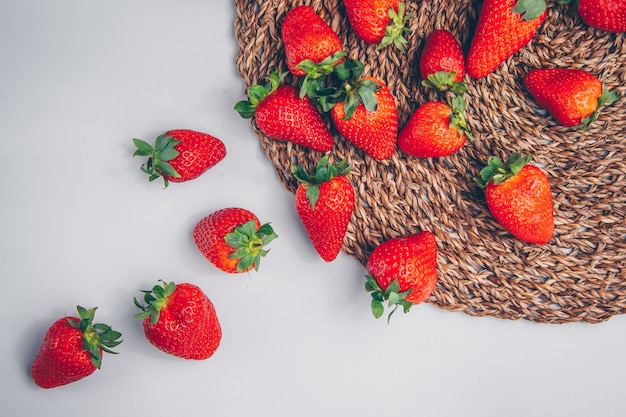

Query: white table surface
[1,1,625,416]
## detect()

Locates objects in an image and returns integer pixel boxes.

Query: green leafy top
[295,50,348,99]
[225,220,278,273]
[473,152,533,189]
[314,58,380,120]
[513,0,547,21]
[234,71,287,119]
[379,2,413,50]
[68,305,122,369]
[421,71,468,95]
[447,95,475,142]
[134,280,176,326]
[292,154,351,209]
[132,133,181,188]
[365,275,413,323]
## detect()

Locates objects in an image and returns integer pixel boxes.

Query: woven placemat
[234,0,626,324]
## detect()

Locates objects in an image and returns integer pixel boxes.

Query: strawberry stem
[132,133,182,188]
[292,154,351,209]
[474,152,533,188]
[512,0,547,21]
[234,71,287,118]
[379,2,413,50]
[365,275,413,322]
[67,305,122,369]
[225,220,278,272]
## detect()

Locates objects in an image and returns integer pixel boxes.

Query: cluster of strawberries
[31,0,624,390]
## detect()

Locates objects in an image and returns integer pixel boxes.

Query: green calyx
[512,0,547,21]
[379,2,413,50]
[365,275,413,323]
[315,58,380,119]
[473,152,533,189]
[292,154,351,209]
[579,84,620,129]
[234,71,287,118]
[134,280,176,325]
[448,95,474,142]
[422,71,468,95]
[67,305,122,369]
[296,50,348,99]
[225,220,278,273]
[133,133,182,188]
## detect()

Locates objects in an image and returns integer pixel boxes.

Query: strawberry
[398,96,473,158]
[234,71,334,152]
[474,152,554,244]
[133,129,226,188]
[561,0,626,33]
[466,0,547,78]
[365,231,438,321]
[281,5,344,78]
[523,67,620,128]
[419,29,467,94]
[343,0,412,49]
[31,306,122,389]
[134,280,221,360]
[292,155,355,262]
[318,59,398,160]
[193,207,277,273]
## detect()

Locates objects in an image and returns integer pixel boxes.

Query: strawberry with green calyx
[466,0,548,78]
[474,152,554,244]
[420,29,467,95]
[234,71,334,152]
[316,58,398,160]
[560,0,626,33]
[343,0,413,49]
[31,306,122,389]
[193,207,277,273]
[134,280,221,360]
[523,68,620,128]
[133,129,226,188]
[365,231,438,321]
[398,95,474,158]
[292,154,355,262]
[281,5,345,77]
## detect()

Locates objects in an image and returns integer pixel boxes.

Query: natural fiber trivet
[234,0,626,324]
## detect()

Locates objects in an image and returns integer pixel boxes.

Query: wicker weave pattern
[234,0,626,323]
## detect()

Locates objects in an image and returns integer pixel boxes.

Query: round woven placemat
[234,0,626,324]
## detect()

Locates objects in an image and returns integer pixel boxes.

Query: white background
[1,1,625,416]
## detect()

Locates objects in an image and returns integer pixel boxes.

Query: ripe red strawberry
[398,96,473,158]
[133,129,226,188]
[281,5,344,77]
[343,0,412,49]
[466,0,547,78]
[31,306,122,389]
[420,29,467,94]
[561,0,626,33]
[523,68,620,127]
[474,153,554,244]
[365,231,438,321]
[234,71,334,152]
[193,207,277,273]
[292,155,355,262]
[318,59,397,160]
[134,280,221,360]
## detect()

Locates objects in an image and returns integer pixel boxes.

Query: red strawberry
[523,67,620,127]
[474,152,554,244]
[343,0,412,49]
[419,29,467,94]
[234,71,334,152]
[561,0,626,33]
[193,207,277,274]
[365,231,438,320]
[281,5,344,77]
[466,0,547,78]
[31,306,122,389]
[133,129,226,188]
[292,155,355,262]
[398,96,473,158]
[134,280,221,360]
[318,59,398,160]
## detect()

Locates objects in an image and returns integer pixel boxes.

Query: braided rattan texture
[234,0,626,324]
